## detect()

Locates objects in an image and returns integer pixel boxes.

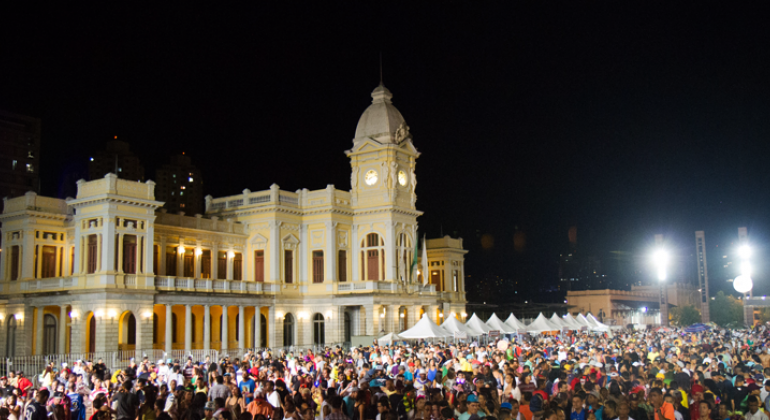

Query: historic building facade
[0,84,467,356]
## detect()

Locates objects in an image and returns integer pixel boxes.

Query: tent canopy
[575,313,592,327]
[487,313,516,333]
[377,332,402,345]
[466,313,491,334]
[549,313,572,330]
[526,313,560,333]
[505,313,528,331]
[441,316,475,335]
[585,313,611,332]
[399,315,452,338]
[563,313,584,330]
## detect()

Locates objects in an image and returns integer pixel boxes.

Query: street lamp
[653,248,669,326]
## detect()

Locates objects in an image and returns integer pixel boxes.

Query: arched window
[343,312,351,343]
[283,314,294,346]
[360,233,385,281]
[397,233,413,283]
[153,313,158,344]
[260,314,267,347]
[127,314,136,345]
[313,313,325,345]
[43,314,57,355]
[6,317,17,357]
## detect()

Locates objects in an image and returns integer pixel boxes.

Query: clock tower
[346,84,420,210]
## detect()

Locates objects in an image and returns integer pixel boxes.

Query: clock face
[398,170,407,186]
[365,170,378,186]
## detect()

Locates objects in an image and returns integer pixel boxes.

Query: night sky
[2,3,770,299]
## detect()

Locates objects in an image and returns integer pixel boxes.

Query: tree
[709,291,744,327]
[671,305,700,326]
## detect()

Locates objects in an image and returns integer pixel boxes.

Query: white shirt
[268,390,282,408]
[746,411,770,420]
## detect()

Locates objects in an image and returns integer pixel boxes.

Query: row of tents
[380,312,612,343]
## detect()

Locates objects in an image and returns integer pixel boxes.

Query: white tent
[575,313,593,328]
[549,313,571,330]
[526,313,560,333]
[585,313,611,332]
[441,316,475,336]
[377,332,402,345]
[466,313,491,334]
[399,314,452,338]
[563,313,584,330]
[486,313,516,333]
[505,313,528,331]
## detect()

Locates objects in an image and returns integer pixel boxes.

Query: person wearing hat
[459,394,486,420]
[203,401,216,420]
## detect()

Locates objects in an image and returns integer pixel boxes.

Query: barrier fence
[3,343,350,388]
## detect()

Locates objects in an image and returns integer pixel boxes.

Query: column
[385,222,396,281]
[184,305,192,352]
[96,233,102,272]
[194,246,202,279]
[35,244,43,279]
[351,225,359,281]
[299,225,308,283]
[21,230,35,279]
[54,246,62,277]
[159,236,167,276]
[444,260,453,293]
[59,305,68,354]
[117,233,124,273]
[102,218,116,273]
[389,304,400,333]
[35,306,44,355]
[254,307,262,348]
[73,223,82,274]
[203,305,211,351]
[165,304,173,355]
[135,309,143,351]
[429,305,440,324]
[176,245,184,277]
[412,305,423,327]
[267,306,276,348]
[136,235,143,274]
[326,222,337,282]
[238,306,245,349]
[269,221,281,282]
[211,244,219,280]
[144,220,155,275]
[226,250,234,280]
[364,304,381,336]
[221,305,228,351]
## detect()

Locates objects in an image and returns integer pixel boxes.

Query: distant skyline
[2,3,770,297]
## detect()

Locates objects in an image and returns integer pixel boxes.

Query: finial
[379,52,383,86]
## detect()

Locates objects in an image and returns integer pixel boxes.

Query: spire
[379,52,383,86]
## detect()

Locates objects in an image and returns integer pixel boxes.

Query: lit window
[27,151,34,158]
[26,163,34,173]
[12,160,17,170]
[118,167,122,172]
[90,157,94,161]
[181,186,185,190]
[180,204,185,208]
[180,192,183,196]
[172,174,176,178]
[188,177,193,182]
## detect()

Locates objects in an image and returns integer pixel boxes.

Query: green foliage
[757,307,770,325]
[709,291,745,327]
[670,305,701,326]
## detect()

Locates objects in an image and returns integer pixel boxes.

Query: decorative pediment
[350,138,384,154]
[250,233,268,247]
[282,233,299,249]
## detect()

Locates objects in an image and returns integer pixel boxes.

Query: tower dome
[354,84,410,145]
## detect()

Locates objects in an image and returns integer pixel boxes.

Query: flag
[410,233,419,283]
[421,234,429,286]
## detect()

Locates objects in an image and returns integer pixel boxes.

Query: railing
[124,275,137,287]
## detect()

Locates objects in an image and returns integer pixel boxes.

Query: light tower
[695,231,710,322]
[653,234,669,326]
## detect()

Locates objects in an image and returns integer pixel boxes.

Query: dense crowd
[3,326,770,420]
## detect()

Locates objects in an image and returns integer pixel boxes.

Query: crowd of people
[2,326,770,420]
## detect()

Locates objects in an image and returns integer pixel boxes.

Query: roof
[354,84,408,145]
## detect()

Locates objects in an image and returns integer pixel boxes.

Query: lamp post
[653,249,669,326]
[734,245,754,326]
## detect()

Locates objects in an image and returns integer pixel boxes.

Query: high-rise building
[0,110,41,209]
[695,231,710,322]
[88,138,145,182]
[155,154,204,215]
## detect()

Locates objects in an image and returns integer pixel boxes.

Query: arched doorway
[119,312,137,350]
[313,314,325,345]
[87,313,96,353]
[260,314,267,347]
[344,312,351,343]
[6,316,17,357]
[43,314,57,354]
[283,313,294,346]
